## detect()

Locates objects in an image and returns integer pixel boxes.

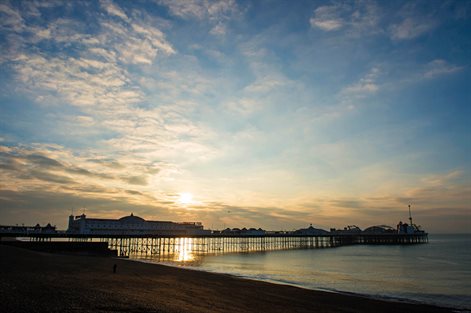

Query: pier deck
[0,232,428,257]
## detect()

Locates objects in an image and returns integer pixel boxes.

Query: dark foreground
[0,245,456,313]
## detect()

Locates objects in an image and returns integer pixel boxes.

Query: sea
[134,234,471,310]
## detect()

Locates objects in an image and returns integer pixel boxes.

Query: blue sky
[0,0,470,232]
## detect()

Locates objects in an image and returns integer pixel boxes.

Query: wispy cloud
[389,1,439,40]
[0,144,172,211]
[385,58,464,89]
[2,4,175,121]
[100,0,129,22]
[293,169,471,231]
[0,1,208,172]
[390,17,437,40]
[224,98,261,116]
[0,2,25,32]
[159,0,240,36]
[310,4,345,31]
[310,1,381,36]
[159,0,239,20]
[341,67,380,97]
[423,59,464,79]
[419,170,464,188]
[0,143,318,229]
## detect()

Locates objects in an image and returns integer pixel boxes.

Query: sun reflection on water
[175,238,195,263]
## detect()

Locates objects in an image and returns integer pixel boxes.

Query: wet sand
[0,244,455,313]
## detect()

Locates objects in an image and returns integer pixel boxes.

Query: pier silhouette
[0,231,428,258]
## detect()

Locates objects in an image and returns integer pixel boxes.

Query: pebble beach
[0,245,455,313]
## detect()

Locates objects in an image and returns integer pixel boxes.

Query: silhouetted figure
[113,264,117,274]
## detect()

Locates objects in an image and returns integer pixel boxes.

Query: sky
[0,0,470,233]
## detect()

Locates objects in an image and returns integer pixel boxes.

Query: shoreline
[0,244,459,313]
[129,257,467,311]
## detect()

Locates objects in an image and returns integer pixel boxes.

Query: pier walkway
[0,232,428,258]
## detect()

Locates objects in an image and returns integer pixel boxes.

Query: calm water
[137,234,471,310]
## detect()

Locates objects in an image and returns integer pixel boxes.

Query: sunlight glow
[178,192,193,205]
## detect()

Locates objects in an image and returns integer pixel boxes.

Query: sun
[178,192,193,205]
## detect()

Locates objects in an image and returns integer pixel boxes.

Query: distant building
[397,221,421,234]
[220,227,266,236]
[67,213,211,236]
[362,225,396,234]
[330,225,362,234]
[0,223,56,235]
[33,223,56,234]
[293,224,329,235]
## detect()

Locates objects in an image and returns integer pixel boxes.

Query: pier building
[0,223,56,235]
[294,224,329,235]
[220,228,266,236]
[67,213,211,236]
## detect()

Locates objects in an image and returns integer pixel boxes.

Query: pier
[103,233,429,257]
[0,232,428,258]
[0,210,430,258]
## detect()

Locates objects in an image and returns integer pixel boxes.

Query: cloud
[295,175,471,232]
[389,2,440,41]
[420,170,463,186]
[0,147,117,183]
[0,144,181,221]
[158,0,207,19]
[225,98,261,116]
[423,59,464,79]
[244,77,285,93]
[390,17,436,40]
[0,144,319,230]
[0,189,172,228]
[310,4,344,31]
[159,0,238,20]
[190,202,314,230]
[159,0,240,36]
[209,22,226,36]
[87,158,125,169]
[28,169,75,185]
[25,154,63,168]
[0,2,24,32]
[341,67,380,97]
[0,2,212,179]
[310,1,381,35]
[393,171,470,227]
[13,54,141,108]
[1,145,469,233]
[122,175,148,186]
[2,1,175,114]
[100,0,129,22]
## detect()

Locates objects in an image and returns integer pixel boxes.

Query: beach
[0,245,456,313]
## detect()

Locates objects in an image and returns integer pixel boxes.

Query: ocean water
[137,234,471,310]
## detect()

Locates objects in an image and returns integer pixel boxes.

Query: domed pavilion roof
[119,213,145,223]
[363,225,395,234]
